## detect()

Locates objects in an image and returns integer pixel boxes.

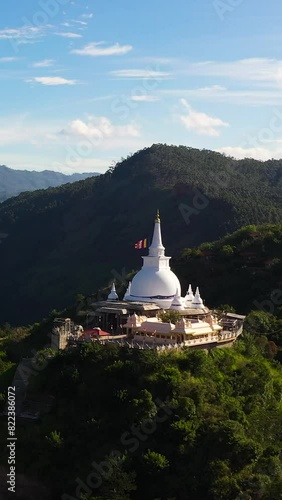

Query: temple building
[122,210,208,313]
[57,211,244,351]
[87,211,214,330]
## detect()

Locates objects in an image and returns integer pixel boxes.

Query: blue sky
[1,0,282,173]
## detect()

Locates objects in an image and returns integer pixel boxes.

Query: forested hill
[174,223,282,314]
[1,143,282,325]
[0,165,99,202]
[6,342,282,499]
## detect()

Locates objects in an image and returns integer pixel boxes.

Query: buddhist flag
[135,238,147,249]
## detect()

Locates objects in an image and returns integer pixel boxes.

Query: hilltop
[0,165,100,202]
[1,144,282,324]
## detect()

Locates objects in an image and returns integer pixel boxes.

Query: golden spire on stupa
[155,209,160,223]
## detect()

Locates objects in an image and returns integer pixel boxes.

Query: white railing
[95,329,242,351]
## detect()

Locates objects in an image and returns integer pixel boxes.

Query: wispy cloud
[111,69,171,79]
[72,20,88,26]
[32,59,55,68]
[179,99,229,136]
[0,57,18,62]
[26,76,78,86]
[141,56,177,65]
[183,58,282,87]
[55,32,82,38]
[81,13,94,19]
[0,25,49,42]
[72,42,133,56]
[130,95,160,102]
[162,85,282,106]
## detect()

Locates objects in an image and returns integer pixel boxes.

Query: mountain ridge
[0,164,100,202]
[1,143,282,325]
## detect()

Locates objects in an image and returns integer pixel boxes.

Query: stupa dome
[130,268,181,306]
[170,292,184,310]
[185,284,194,308]
[192,287,204,309]
[127,211,181,309]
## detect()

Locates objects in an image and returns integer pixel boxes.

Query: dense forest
[174,223,282,314]
[2,144,282,324]
[1,336,282,499]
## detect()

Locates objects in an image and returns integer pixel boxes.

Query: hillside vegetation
[174,223,282,314]
[1,144,282,324]
[2,339,282,500]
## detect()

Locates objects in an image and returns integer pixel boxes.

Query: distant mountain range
[1,143,282,325]
[0,165,100,201]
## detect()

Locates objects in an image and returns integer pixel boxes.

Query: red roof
[82,328,109,338]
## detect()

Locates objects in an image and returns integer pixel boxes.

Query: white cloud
[179,99,229,136]
[55,32,82,38]
[72,20,88,26]
[217,146,282,161]
[141,56,177,65]
[162,86,282,106]
[32,59,55,68]
[0,27,39,39]
[0,25,50,43]
[81,13,94,19]
[130,95,160,102]
[27,76,78,86]
[61,117,140,139]
[0,57,18,62]
[59,116,142,151]
[72,42,133,56]
[183,58,282,87]
[111,69,171,79]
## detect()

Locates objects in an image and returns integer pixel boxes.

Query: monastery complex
[52,212,244,352]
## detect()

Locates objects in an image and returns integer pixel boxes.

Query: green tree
[45,430,64,449]
[158,310,182,324]
[142,450,169,475]
[245,311,277,334]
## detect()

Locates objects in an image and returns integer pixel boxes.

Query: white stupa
[192,287,204,309]
[185,284,194,309]
[123,281,132,300]
[170,291,185,310]
[108,282,119,301]
[127,211,181,309]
